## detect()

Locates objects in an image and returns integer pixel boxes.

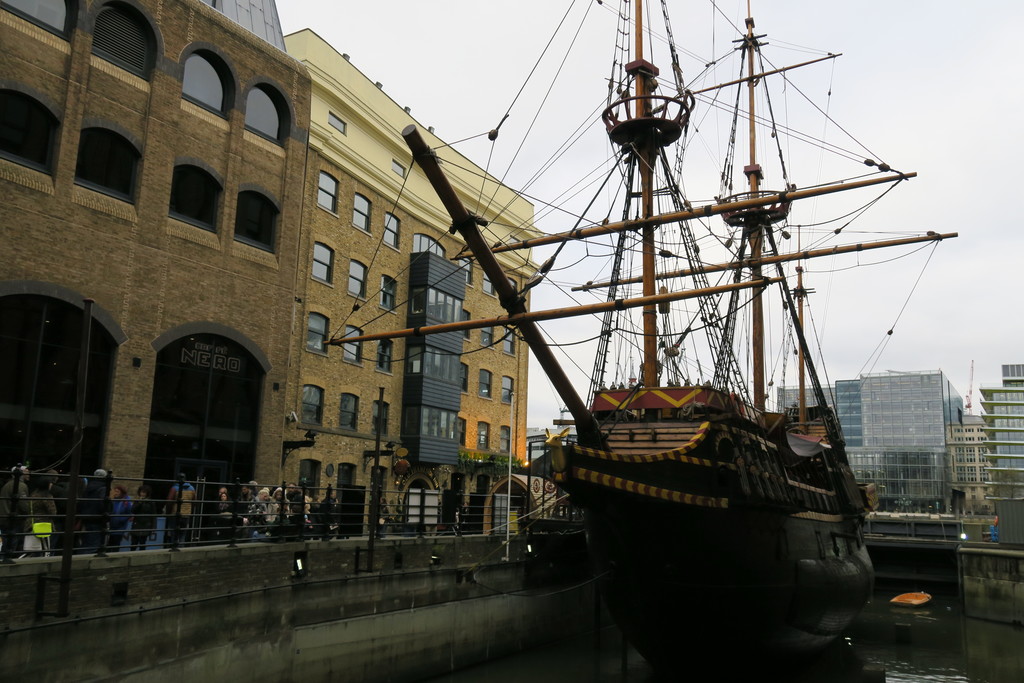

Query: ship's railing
[0,469,578,563]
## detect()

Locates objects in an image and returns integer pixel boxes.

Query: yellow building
[283,30,539,526]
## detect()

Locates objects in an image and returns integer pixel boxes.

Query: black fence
[1,468,577,562]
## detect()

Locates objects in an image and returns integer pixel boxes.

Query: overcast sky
[278,1,1024,426]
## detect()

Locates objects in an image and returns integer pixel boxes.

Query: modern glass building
[979,364,1024,500]
[779,370,963,512]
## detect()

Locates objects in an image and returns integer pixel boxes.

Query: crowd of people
[1,466,374,559]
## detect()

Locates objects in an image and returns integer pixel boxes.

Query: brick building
[283,31,538,525]
[0,0,310,489]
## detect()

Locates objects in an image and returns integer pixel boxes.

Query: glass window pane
[245,86,281,140]
[317,172,337,212]
[312,242,333,283]
[3,0,67,33]
[169,165,219,229]
[75,128,138,199]
[0,90,56,171]
[234,191,277,251]
[182,53,224,111]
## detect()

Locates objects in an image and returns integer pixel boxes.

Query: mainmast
[603,2,693,390]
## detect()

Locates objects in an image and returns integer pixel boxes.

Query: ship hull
[552,393,874,674]
[580,493,872,671]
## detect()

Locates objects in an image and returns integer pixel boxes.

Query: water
[423,594,1024,682]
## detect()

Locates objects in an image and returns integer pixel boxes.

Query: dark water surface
[423,594,1024,682]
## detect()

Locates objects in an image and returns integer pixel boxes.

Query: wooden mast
[743,10,767,410]
[634,1,660,390]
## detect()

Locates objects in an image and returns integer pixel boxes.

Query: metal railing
[1,468,580,562]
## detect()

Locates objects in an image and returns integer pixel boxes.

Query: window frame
[74,127,139,202]
[1,0,70,36]
[342,325,363,364]
[0,89,58,173]
[339,393,359,431]
[478,369,492,399]
[244,84,285,143]
[477,422,490,450]
[376,339,393,372]
[501,376,514,404]
[312,242,334,283]
[302,385,324,425]
[380,275,397,310]
[233,190,278,252]
[383,212,400,248]
[348,260,367,298]
[181,51,230,114]
[352,193,371,231]
[168,164,220,231]
[306,312,329,353]
[91,4,154,79]
[317,171,338,212]
[372,399,390,435]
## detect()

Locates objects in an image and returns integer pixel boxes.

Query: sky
[277,1,1024,427]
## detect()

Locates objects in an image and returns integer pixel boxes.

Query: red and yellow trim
[560,466,729,508]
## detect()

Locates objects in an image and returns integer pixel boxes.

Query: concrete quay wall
[0,533,594,681]
[960,545,1024,626]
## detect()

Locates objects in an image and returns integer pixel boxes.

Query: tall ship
[350,0,955,673]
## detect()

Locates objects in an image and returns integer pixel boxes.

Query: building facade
[781,371,963,513]
[1,0,310,488]
[948,414,991,515]
[282,31,538,522]
[979,363,1024,501]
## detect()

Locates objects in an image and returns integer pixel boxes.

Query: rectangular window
[328,112,347,134]
[501,329,515,355]
[343,325,362,363]
[391,159,405,177]
[377,339,393,372]
[499,426,511,453]
[479,369,492,399]
[460,363,469,392]
[458,417,467,446]
[482,272,495,295]
[477,422,490,450]
[384,213,400,248]
[380,275,397,310]
[349,260,367,298]
[312,242,333,283]
[307,313,328,352]
[317,172,338,212]
[481,327,493,347]
[339,393,358,430]
[372,400,389,435]
[353,193,371,231]
[462,309,471,339]
[302,385,323,425]
[501,376,513,403]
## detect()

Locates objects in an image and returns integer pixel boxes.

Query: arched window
[0,295,116,472]
[383,212,400,247]
[379,275,396,310]
[339,393,358,430]
[371,400,389,435]
[477,422,490,450]
[352,193,370,231]
[348,260,367,298]
[0,90,58,172]
[234,190,277,251]
[501,376,514,403]
[169,165,220,230]
[182,52,230,113]
[342,325,362,364]
[3,0,70,35]
[412,233,444,256]
[317,171,338,212]
[301,385,324,424]
[75,127,139,200]
[312,242,333,283]
[307,312,328,352]
[478,369,492,398]
[91,3,155,78]
[145,332,265,485]
[244,85,285,141]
